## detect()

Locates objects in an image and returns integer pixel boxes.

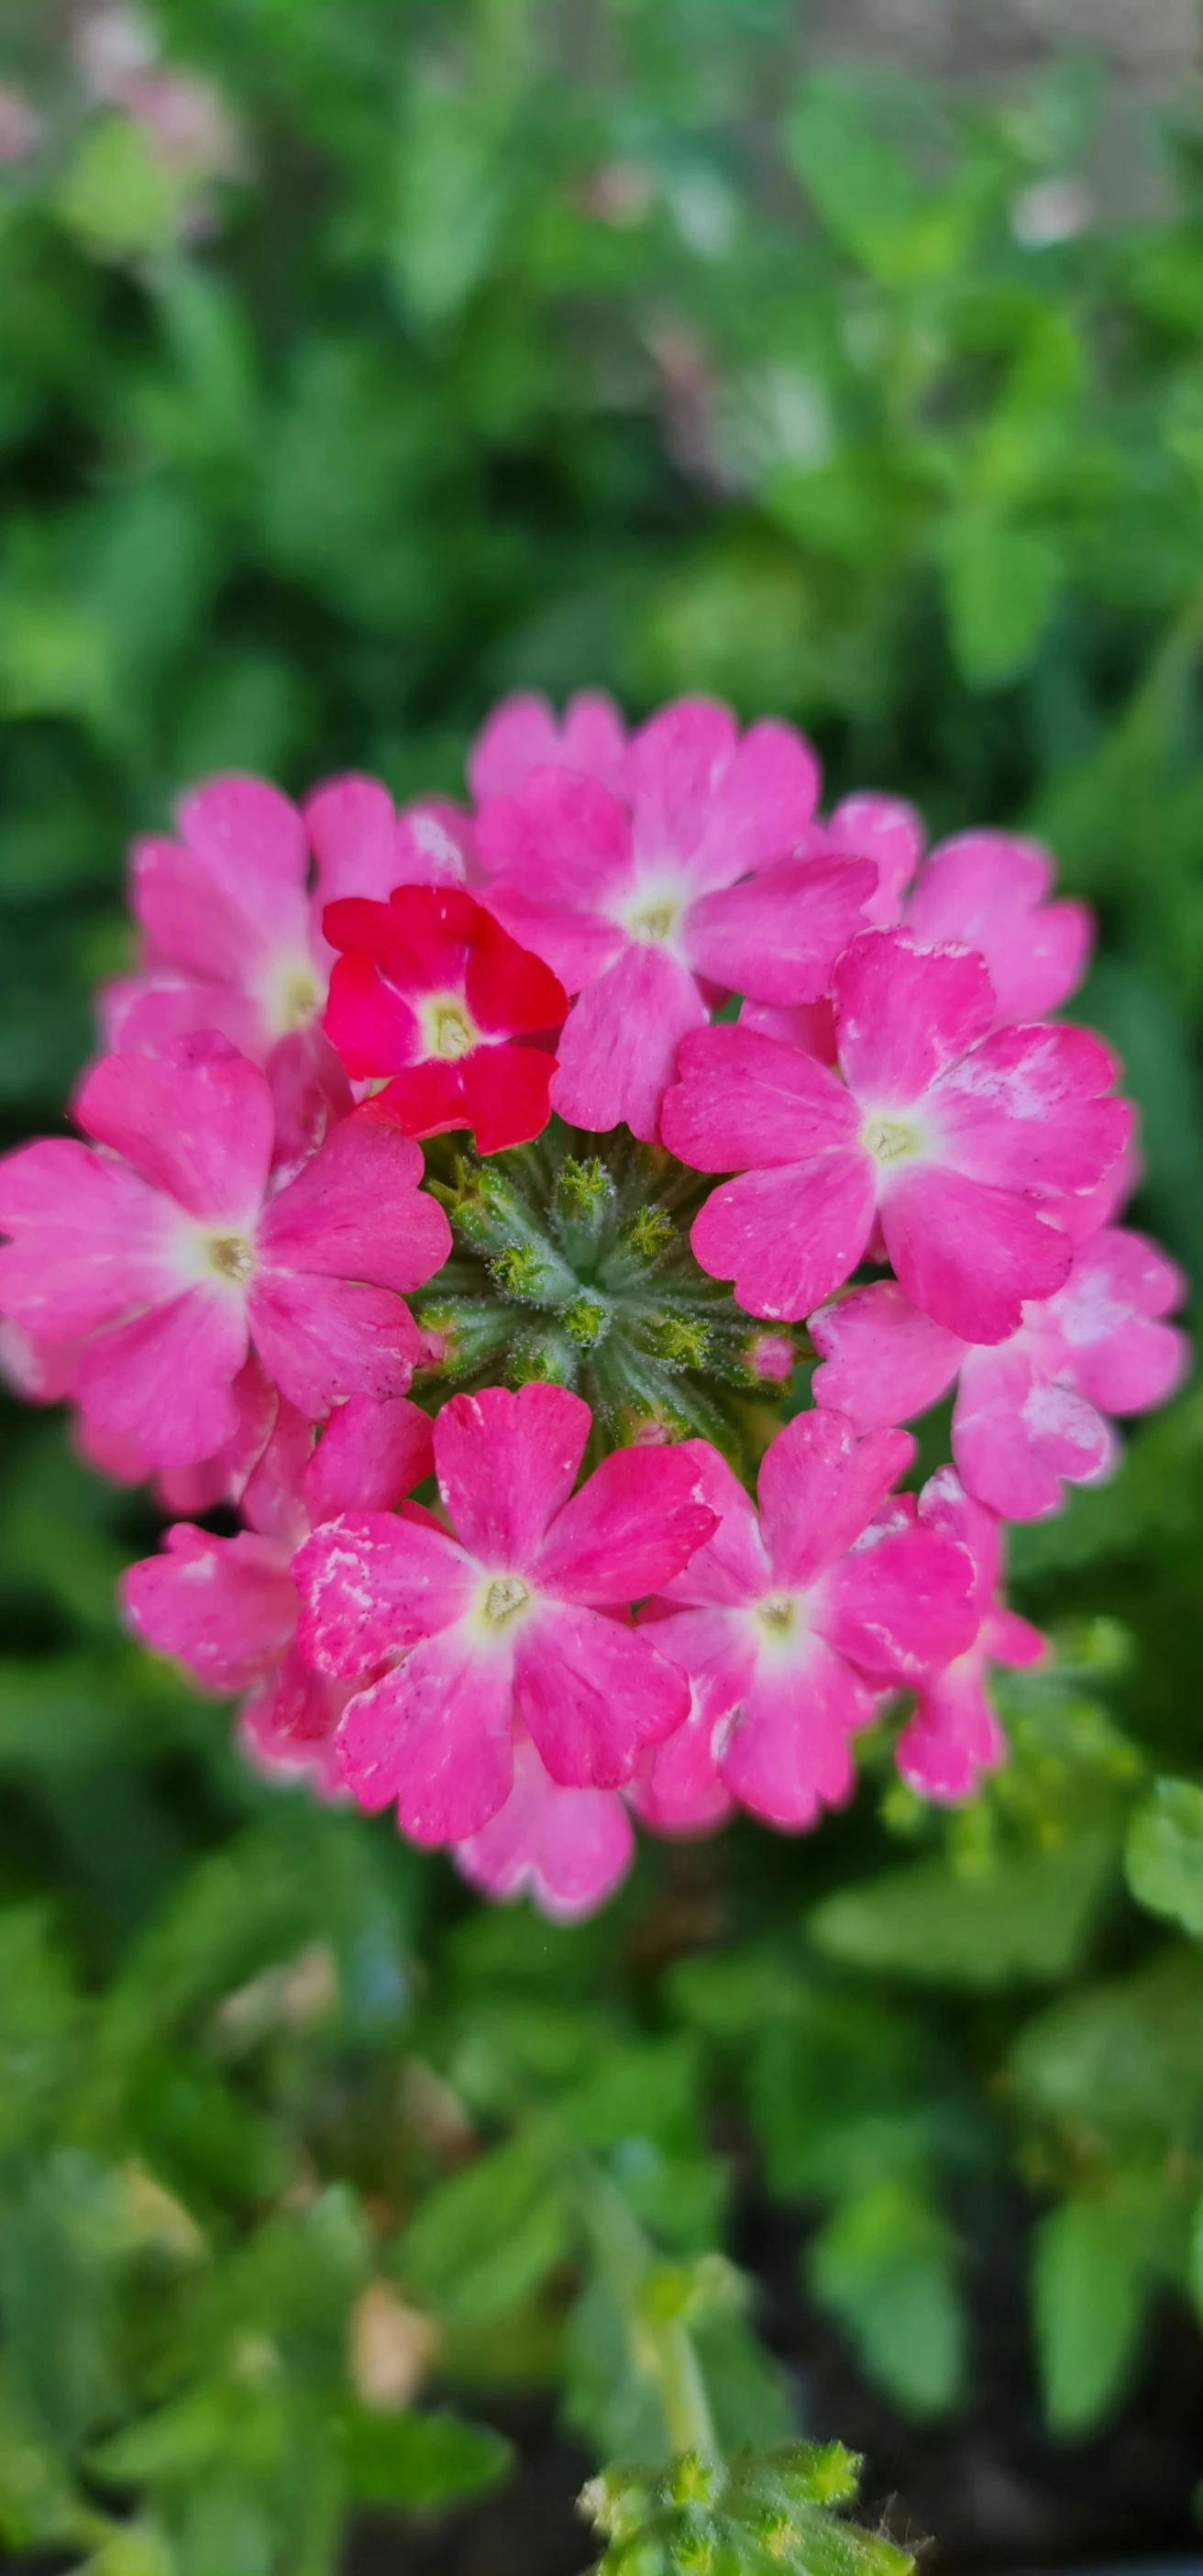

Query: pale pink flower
[124,1395,436,1797]
[894,1471,1045,1803]
[662,928,1129,1342]
[804,800,1093,1019]
[455,1730,635,1920]
[0,1038,450,1469]
[809,1225,1188,1521]
[468,691,627,804]
[475,697,867,1142]
[291,1384,717,1844]
[639,1410,977,1831]
[0,85,42,166]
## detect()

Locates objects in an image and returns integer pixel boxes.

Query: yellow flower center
[626,898,679,945]
[862,1111,922,1166]
[204,1233,254,1284]
[483,1575,530,1625]
[756,1593,795,1637]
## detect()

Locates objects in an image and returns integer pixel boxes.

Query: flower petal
[122,1522,294,1691]
[459,1043,557,1154]
[690,1155,876,1321]
[932,1022,1130,1198]
[476,768,634,908]
[684,855,875,1003]
[469,690,626,804]
[75,1044,273,1223]
[549,944,708,1144]
[514,1602,690,1786]
[534,1444,718,1603]
[257,1118,451,1292]
[336,1632,513,1841]
[819,1521,977,1680]
[652,1441,772,1606]
[953,1343,1115,1520]
[833,928,996,1106]
[456,1731,634,1920]
[77,1286,248,1467]
[881,1166,1073,1343]
[757,1410,913,1590]
[809,1282,966,1432]
[0,1139,182,1335]
[304,1395,435,1528]
[175,775,307,887]
[248,1273,424,1417]
[434,1383,590,1566]
[661,1023,856,1172]
[293,1511,475,1677]
[719,1640,865,1829]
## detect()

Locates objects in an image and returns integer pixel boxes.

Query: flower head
[475,697,868,1142]
[0,1037,450,1466]
[323,884,567,1154]
[662,927,1129,1342]
[292,1383,717,1843]
[638,1410,977,1830]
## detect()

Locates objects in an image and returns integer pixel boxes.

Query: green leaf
[1032,2195,1153,2434]
[1126,1779,1203,1937]
[943,514,1063,686]
[339,2407,510,2508]
[56,117,189,260]
[396,2128,571,2327]
[1010,1950,1203,2151]
[809,2182,963,2418]
[390,80,509,326]
[786,74,918,275]
[808,1836,1117,1988]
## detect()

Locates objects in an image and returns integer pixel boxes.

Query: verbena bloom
[893,1471,1044,1803]
[322,884,567,1154]
[809,1225,1188,1521]
[661,928,1129,1342]
[0,1038,451,1467]
[468,690,627,803]
[291,1383,717,1844]
[639,1410,977,1830]
[454,1729,635,1920]
[124,1395,436,1796]
[806,799,1093,1017]
[475,697,872,1142]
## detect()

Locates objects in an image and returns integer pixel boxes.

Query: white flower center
[419,994,479,1060]
[861,1111,923,1167]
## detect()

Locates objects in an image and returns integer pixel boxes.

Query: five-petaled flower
[291,1382,718,1844]
[323,884,568,1154]
[662,927,1129,1343]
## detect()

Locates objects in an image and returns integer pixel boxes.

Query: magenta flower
[893,1472,1045,1804]
[124,1394,436,1797]
[468,690,627,804]
[806,799,1093,1019]
[475,697,871,1142]
[291,1384,718,1844]
[0,1038,451,1468]
[639,1410,977,1830]
[454,1729,635,1921]
[810,1223,1188,1522]
[322,884,568,1154]
[661,928,1129,1342]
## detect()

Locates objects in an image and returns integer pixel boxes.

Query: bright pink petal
[819,1521,977,1681]
[362,1063,469,1139]
[833,929,996,1107]
[256,1118,451,1293]
[690,1155,876,1321]
[932,1023,1130,1198]
[266,1026,353,1181]
[479,885,624,992]
[130,832,310,994]
[952,1342,1115,1520]
[661,1023,856,1172]
[75,1045,273,1223]
[739,996,838,1063]
[550,943,708,1144]
[820,793,925,924]
[77,1288,248,1467]
[696,716,822,881]
[0,1140,182,1336]
[1052,1227,1189,1412]
[915,1461,999,1611]
[122,1522,294,1690]
[895,1662,1006,1804]
[434,1383,590,1567]
[293,1511,475,1678]
[881,1166,1073,1343]
[652,1442,772,1606]
[624,699,738,878]
[535,1445,718,1603]
[476,768,634,909]
[175,775,307,887]
[394,800,477,888]
[249,1273,424,1418]
[304,1395,435,1527]
[100,974,266,1063]
[683,855,875,1004]
[514,1601,690,1786]
[809,1282,966,1432]
[631,1669,734,1836]
[239,1653,346,1795]
[906,832,1094,1021]
[719,1641,865,1829]
[469,691,626,803]
[305,775,400,905]
[455,1732,634,1919]
[757,1410,913,1590]
[460,1043,556,1154]
[336,1632,513,1841]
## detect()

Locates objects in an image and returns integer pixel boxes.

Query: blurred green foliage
[2,0,1203,2565]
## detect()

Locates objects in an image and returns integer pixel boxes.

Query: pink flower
[638,1410,977,1831]
[291,1384,718,1844]
[475,697,869,1142]
[123,1394,436,1797]
[661,928,1129,1342]
[806,800,1093,1018]
[469,691,627,804]
[893,1471,1045,1803]
[322,885,567,1154]
[0,1038,451,1468]
[0,85,42,166]
[809,1224,1188,1521]
[454,1730,635,1920]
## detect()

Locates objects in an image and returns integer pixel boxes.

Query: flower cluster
[0,693,1188,1919]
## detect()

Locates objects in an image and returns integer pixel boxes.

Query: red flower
[323,885,568,1154]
